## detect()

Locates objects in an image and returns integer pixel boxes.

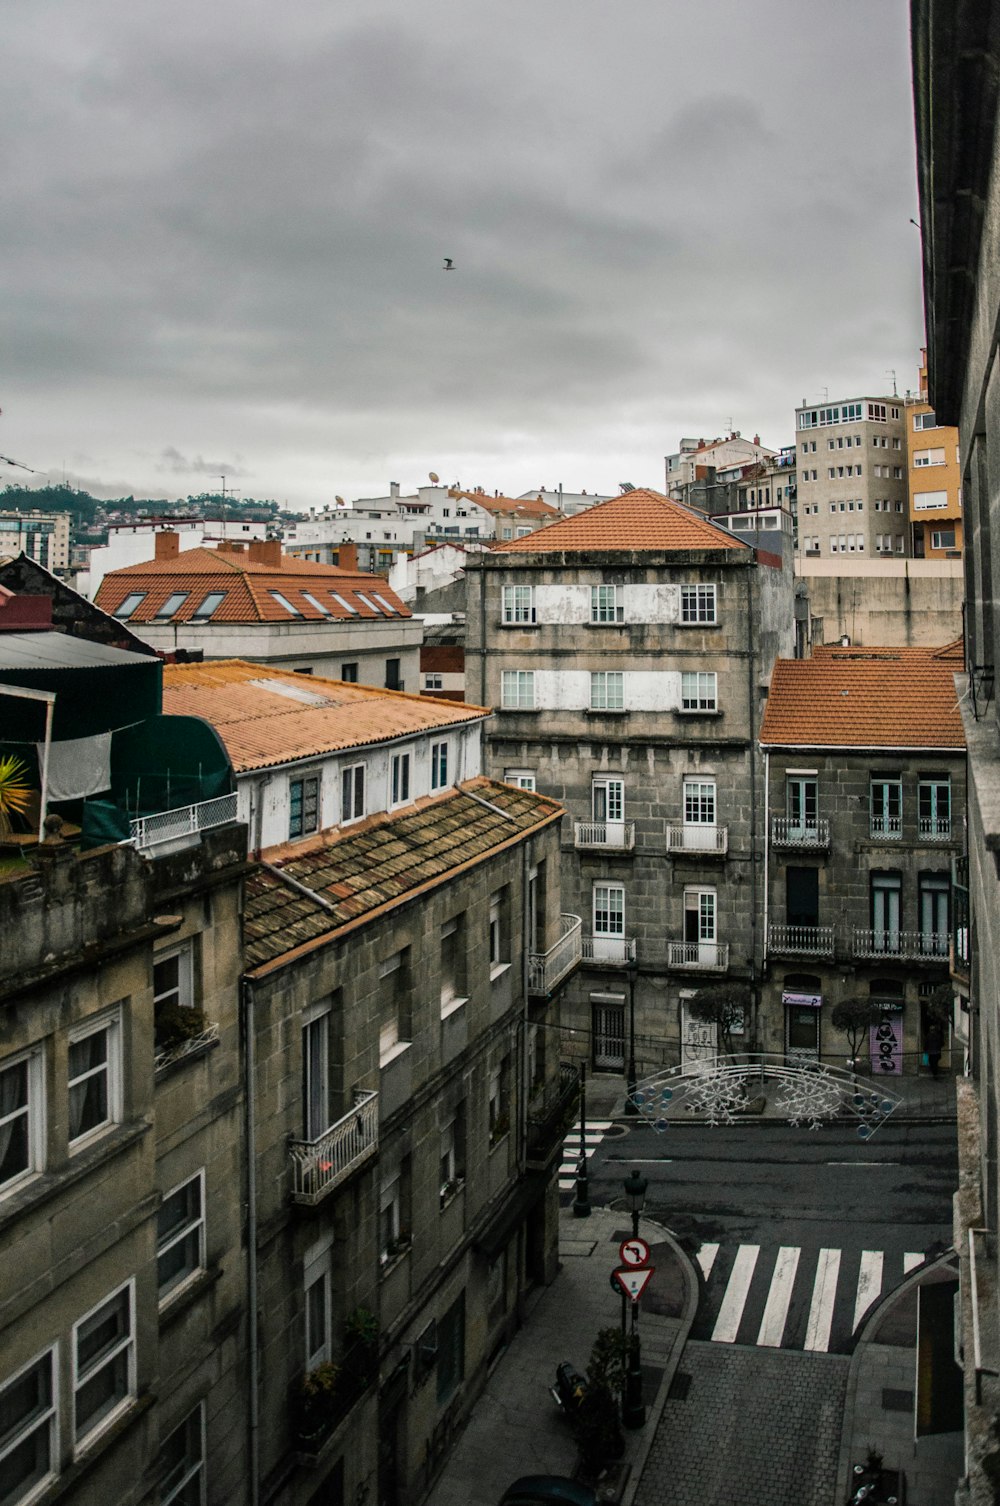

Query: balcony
[527,914,582,995]
[129,792,239,854]
[666,824,728,856]
[767,923,835,958]
[581,934,638,967]
[526,1062,581,1169]
[574,820,636,852]
[852,930,950,961]
[869,815,902,840]
[667,940,729,971]
[770,817,830,851]
[289,1090,378,1207]
[918,816,952,839]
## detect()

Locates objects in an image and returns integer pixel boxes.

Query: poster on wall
[870,1014,903,1074]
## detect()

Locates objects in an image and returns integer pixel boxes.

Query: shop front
[783,988,821,1060]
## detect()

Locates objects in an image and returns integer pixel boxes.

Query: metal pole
[572,1062,591,1218]
[622,1192,645,1427]
[625,961,638,1115]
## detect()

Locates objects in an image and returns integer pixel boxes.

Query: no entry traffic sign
[619,1237,651,1268]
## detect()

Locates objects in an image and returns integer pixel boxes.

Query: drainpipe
[763,748,771,986]
[519,841,531,1176]
[241,978,261,1506]
[746,565,759,1046]
[478,563,488,706]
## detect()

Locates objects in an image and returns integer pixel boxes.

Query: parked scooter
[550,1361,589,1416]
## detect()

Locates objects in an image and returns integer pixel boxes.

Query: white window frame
[683,779,716,826]
[72,1278,136,1452]
[379,1173,402,1261]
[430,740,448,791]
[489,893,508,975]
[302,1007,332,1141]
[931,529,957,550]
[590,671,624,711]
[501,585,535,624]
[288,771,320,839]
[504,768,535,790]
[159,1403,206,1506]
[157,1169,206,1305]
[680,584,717,625]
[593,883,625,938]
[680,671,718,711]
[0,1047,44,1199]
[341,762,366,823]
[390,751,411,807]
[0,1345,58,1501]
[440,1118,457,1190]
[592,777,624,825]
[590,585,623,624]
[68,1008,122,1152]
[303,1237,333,1369]
[684,886,717,942]
[153,943,195,1015]
[501,670,535,709]
[424,672,443,691]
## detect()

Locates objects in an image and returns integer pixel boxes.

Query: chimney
[337,541,359,572]
[390,482,400,497]
[155,530,180,560]
[248,539,282,567]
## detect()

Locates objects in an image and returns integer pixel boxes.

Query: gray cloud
[155,448,251,478]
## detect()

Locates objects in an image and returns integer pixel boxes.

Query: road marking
[712,1244,760,1343]
[904,1252,923,1273]
[804,1248,842,1352]
[695,1243,719,1280]
[852,1250,884,1331]
[825,1161,899,1167]
[605,1157,673,1164]
[757,1246,800,1348]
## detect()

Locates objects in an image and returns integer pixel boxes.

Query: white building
[81,515,270,596]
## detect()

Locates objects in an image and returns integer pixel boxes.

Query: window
[592,777,624,825]
[385,659,402,691]
[425,673,443,691]
[340,661,358,682]
[155,592,190,619]
[593,883,625,938]
[590,671,624,710]
[0,1348,57,1502]
[301,591,332,617]
[379,1168,406,1262]
[341,763,365,822]
[501,670,535,709]
[440,916,466,1010]
[502,585,535,624]
[159,1404,205,1506]
[157,1172,205,1302]
[0,1050,42,1196]
[302,1009,331,1140]
[379,952,410,1062]
[390,752,411,806]
[153,944,195,1049]
[73,1281,135,1447]
[871,872,902,952]
[683,779,716,825]
[914,411,938,430]
[870,775,902,838]
[303,1240,332,1369]
[914,490,949,511]
[504,769,535,790]
[488,1057,510,1140]
[439,1108,465,1196]
[269,591,303,617]
[786,866,819,927]
[785,776,818,837]
[931,529,957,550]
[680,584,717,624]
[919,776,951,836]
[436,1292,466,1405]
[356,592,380,614]
[372,593,399,616]
[489,890,509,974]
[914,447,945,467]
[190,591,225,620]
[113,592,146,620]
[683,887,717,946]
[681,671,717,711]
[428,740,449,791]
[919,873,950,955]
[289,774,319,838]
[68,1013,121,1148]
[330,591,359,616]
[591,585,623,624]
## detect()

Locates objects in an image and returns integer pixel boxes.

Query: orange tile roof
[449,490,561,519]
[491,489,749,553]
[162,659,488,771]
[760,645,966,749]
[94,547,411,624]
[244,777,564,971]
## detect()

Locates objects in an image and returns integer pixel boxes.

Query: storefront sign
[870,1015,902,1075]
[782,991,822,1009]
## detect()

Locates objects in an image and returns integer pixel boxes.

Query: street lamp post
[572,1062,591,1218]
[621,1169,648,1428]
[624,960,639,1115]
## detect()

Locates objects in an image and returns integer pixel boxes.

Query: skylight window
[191,590,226,620]
[354,592,381,614]
[330,591,359,615]
[372,592,398,616]
[114,592,146,620]
[301,591,332,617]
[270,591,303,617]
[155,592,190,619]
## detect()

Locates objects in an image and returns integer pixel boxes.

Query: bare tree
[687,982,751,1057]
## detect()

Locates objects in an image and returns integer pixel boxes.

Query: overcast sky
[2,0,922,509]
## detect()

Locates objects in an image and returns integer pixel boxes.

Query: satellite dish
[429,472,440,484]
[335,495,345,505]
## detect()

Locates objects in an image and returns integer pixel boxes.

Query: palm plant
[0,756,34,838]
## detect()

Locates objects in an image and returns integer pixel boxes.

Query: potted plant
[0,756,33,846]
[292,1360,342,1445]
[490,1112,510,1148]
[154,1000,207,1055]
[439,1175,463,1207]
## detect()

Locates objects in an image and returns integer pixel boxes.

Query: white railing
[667,940,729,970]
[289,1090,379,1206]
[130,792,239,851]
[528,914,582,994]
[869,814,902,840]
[767,923,835,957]
[853,929,950,960]
[573,821,636,851]
[154,1020,220,1075]
[665,824,728,854]
[770,817,830,848]
[581,934,638,966]
[918,816,952,838]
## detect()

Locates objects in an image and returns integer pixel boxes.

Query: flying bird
[443,257,455,271]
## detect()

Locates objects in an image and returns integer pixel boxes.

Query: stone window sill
[441,995,468,1021]
[673,708,723,718]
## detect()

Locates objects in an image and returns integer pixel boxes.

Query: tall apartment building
[796,397,909,559]
[466,489,794,1076]
[914,7,1000,1498]
[0,508,71,572]
[906,351,963,559]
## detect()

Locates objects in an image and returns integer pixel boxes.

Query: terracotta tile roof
[491,489,749,553]
[449,490,561,520]
[244,777,563,971]
[162,659,488,771]
[760,645,966,750]
[94,547,411,624]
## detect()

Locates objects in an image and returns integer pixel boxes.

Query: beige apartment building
[796,396,909,560]
[0,509,71,573]
[906,351,963,559]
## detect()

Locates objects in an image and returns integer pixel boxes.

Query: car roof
[499,1477,597,1506]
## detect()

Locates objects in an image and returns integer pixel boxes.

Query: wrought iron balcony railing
[767,923,835,958]
[289,1090,378,1206]
[770,817,830,849]
[130,792,239,852]
[852,930,950,961]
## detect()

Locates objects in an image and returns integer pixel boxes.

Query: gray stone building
[465,489,794,1080]
[913,4,1000,1496]
[241,776,576,1506]
[759,643,966,1070]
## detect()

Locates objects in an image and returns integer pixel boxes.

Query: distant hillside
[0,484,282,541]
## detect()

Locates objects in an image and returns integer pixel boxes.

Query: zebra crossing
[558,1119,613,1193]
[693,1240,927,1353]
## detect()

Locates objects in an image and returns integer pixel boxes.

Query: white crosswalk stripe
[712,1244,759,1343]
[852,1250,884,1332]
[757,1246,800,1348]
[557,1120,613,1190]
[904,1251,923,1273]
[804,1248,841,1351]
[695,1242,720,1281]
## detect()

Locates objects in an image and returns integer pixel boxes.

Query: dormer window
[269,591,303,617]
[301,591,332,616]
[330,591,359,615]
[191,591,226,621]
[114,592,146,620]
[155,592,189,619]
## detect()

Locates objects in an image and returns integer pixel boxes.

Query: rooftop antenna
[818,387,829,402]
[724,416,733,435]
[886,369,898,397]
